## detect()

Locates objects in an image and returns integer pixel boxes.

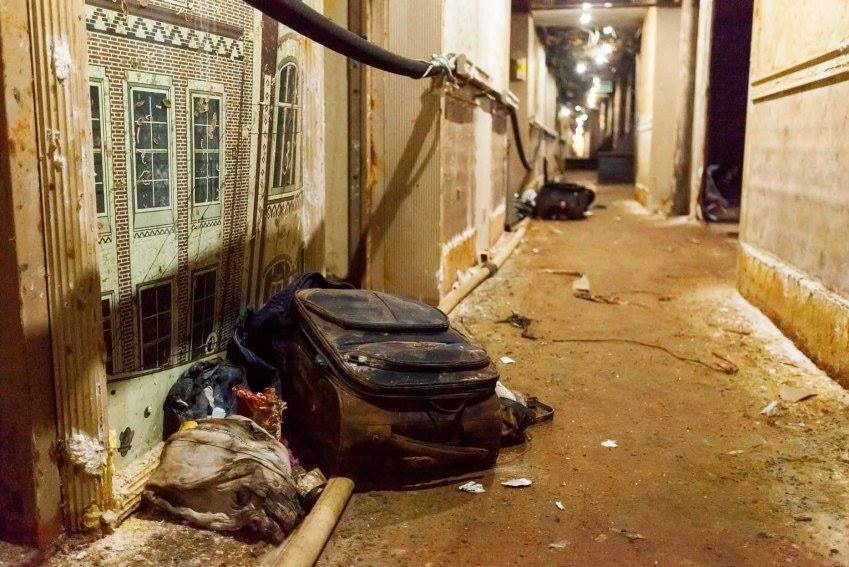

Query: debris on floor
[552,337,739,375]
[760,400,781,417]
[458,481,486,494]
[601,439,618,448]
[497,311,536,339]
[555,500,565,510]
[501,478,533,487]
[778,385,817,403]
[548,539,569,549]
[610,527,646,542]
[496,381,555,445]
[571,273,626,305]
[500,355,516,364]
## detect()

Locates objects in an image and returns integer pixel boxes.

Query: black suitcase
[273,288,501,483]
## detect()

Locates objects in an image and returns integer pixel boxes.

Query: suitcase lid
[345,341,490,372]
[293,289,498,394]
[297,289,449,332]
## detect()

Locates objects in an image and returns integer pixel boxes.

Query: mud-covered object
[495,381,554,446]
[145,417,302,543]
[162,360,247,438]
[535,182,595,220]
[270,288,502,482]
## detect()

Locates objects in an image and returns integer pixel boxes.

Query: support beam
[671,0,699,215]
[0,0,63,547]
[688,0,714,217]
[27,0,112,532]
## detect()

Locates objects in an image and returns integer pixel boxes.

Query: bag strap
[525,397,555,425]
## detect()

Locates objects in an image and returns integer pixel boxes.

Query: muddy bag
[270,288,502,483]
[162,360,246,438]
[535,182,595,220]
[145,417,302,543]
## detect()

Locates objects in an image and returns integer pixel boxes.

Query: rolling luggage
[273,288,501,482]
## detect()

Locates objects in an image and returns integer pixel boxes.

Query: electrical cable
[242,0,536,172]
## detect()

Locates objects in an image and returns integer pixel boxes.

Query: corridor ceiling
[529,3,658,106]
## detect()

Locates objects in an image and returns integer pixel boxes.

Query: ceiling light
[604,2,613,7]
[575,105,584,112]
[594,53,608,66]
[582,2,592,9]
[592,76,601,85]
[579,12,592,25]
[575,61,588,74]
[603,25,615,35]
[600,42,614,55]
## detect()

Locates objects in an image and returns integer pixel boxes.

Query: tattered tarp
[146,417,302,543]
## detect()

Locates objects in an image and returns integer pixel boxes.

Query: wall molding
[738,243,849,388]
[30,0,112,533]
[85,4,246,61]
[750,40,849,102]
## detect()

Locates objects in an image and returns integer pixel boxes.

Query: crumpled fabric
[162,359,246,439]
[145,417,302,543]
[228,272,352,390]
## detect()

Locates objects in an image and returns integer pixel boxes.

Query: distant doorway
[700,0,754,222]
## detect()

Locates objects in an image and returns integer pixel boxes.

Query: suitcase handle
[388,433,490,463]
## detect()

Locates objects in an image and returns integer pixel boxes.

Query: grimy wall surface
[366,0,513,305]
[739,0,849,387]
[635,7,682,212]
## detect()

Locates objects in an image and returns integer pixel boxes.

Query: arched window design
[269,61,300,196]
[263,257,294,303]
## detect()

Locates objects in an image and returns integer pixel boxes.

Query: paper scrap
[458,481,485,494]
[501,478,532,488]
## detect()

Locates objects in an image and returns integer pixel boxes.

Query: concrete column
[27,0,112,532]
[0,0,63,547]
[671,0,700,215]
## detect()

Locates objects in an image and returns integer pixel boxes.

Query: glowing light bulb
[575,61,588,74]
[582,2,592,9]
[594,53,608,66]
[604,2,613,7]
[603,25,615,35]
[579,12,592,25]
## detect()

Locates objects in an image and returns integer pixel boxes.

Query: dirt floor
[12,175,849,566]
[319,176,849,566]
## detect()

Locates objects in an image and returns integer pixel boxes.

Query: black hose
[244,0,534,171]
[508,107,538,172]
[242,0,441,79]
